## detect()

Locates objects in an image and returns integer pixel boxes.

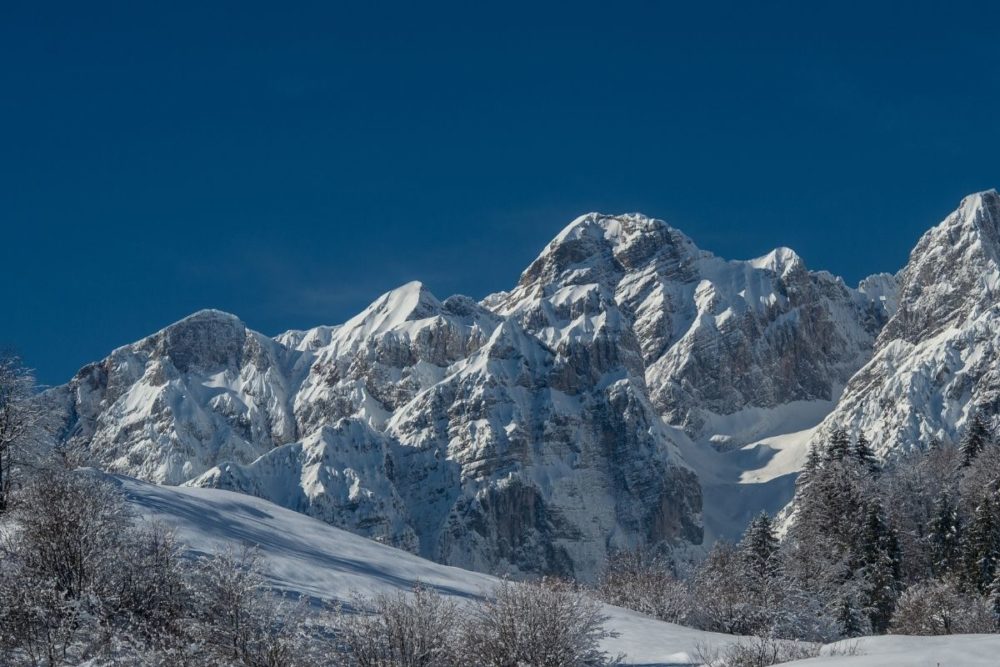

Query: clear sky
[3,1,999,386]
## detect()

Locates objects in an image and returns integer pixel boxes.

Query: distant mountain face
[809,190,1000,456]
[45,206,905,579]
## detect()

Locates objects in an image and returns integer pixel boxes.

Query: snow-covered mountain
[46,209,901,579]
[809,190,1000,456]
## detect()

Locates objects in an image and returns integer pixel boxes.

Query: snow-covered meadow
[119,474,1000,666]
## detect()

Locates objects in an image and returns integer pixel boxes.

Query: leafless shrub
[335,584,460,666]
[890,579,996,635]
[0,355,45,512]
[460,578,620,667]
[595,548,691,623]
[190,545,314,667]
[693,634,820,667]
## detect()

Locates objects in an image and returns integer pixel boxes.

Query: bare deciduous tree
[0,355,44,512]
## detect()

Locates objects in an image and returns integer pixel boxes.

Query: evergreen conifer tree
[797,445,822,490]
[835,594,866,637]
[858,501,901,633]
[961,411,991,467]
[963,491,1000,593]
[928,491,961,576]
[826,427,851,462]
[739,512,779,584]
[853,432,879,476]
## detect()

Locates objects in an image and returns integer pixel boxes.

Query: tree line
[596,414,1000,641]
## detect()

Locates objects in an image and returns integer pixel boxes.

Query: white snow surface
[785,634,1000,666]
[116,473,741,665]
[117,473,1000,666]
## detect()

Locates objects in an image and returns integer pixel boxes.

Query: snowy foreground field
[117,475,1000,666]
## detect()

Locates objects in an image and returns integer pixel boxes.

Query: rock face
[809,190,1000,455]
[46,212,896,579]
[489,214,890,443]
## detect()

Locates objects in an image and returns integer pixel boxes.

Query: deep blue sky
[3,1,999,386]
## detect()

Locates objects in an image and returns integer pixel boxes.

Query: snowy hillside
[116,474,740,665]
[118,474,1000,666]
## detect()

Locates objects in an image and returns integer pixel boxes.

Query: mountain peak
[875,189,1000,349]
[340,281,443,340]
[515,212,703,293]
[958,187,999,212]
[749,246,803,276]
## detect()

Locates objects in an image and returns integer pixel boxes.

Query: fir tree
[857,501,901,633]
[927,491,961,576]
[739,512,780,585]
[797,445,822,490]
[835,594,866,638]
[961,410,991,467]
[826,427,851,462]
[963,491,1000,594]
[988,570,1000,625]
[853,432,879,476]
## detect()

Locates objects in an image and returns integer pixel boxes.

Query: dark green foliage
[857,501,901,633]
[928,492,961,576]
[961,411,991,467]
[962,491,1000,594]
[835,594,866,638]
[853,433,879,476]
[825,428,852,462]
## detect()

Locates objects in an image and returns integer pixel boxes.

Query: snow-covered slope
[116,474,741,666]
[809,190,1000,456]
[119,474,1000,667]
[47,209,899,578]
[786,634,1000,666]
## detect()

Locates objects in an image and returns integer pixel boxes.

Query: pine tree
[963,491,1000,593]
[853,432,879,476]
[988,570,1000,625]
[857,501,901,633]
[797,445,822,490]
[928,491,961,576]
[727,513,782,635]
[961,410,991,467]
[826,428,851,462]
[739,512,779,585]
[835,593,866,637]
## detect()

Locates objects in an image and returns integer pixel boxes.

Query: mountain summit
[810,189,1000,456]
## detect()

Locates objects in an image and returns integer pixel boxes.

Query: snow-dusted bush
[0,468,326,666]
[335,584,460,666]
[0,469,198,664]
[890,579,995,635]
[460,578,619,667]
[595,548,690,623]
[190,545,313,667]
[0,468,134,664]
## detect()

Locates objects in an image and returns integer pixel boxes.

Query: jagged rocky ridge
[46,208,905,579]
[809,190,1000,456]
